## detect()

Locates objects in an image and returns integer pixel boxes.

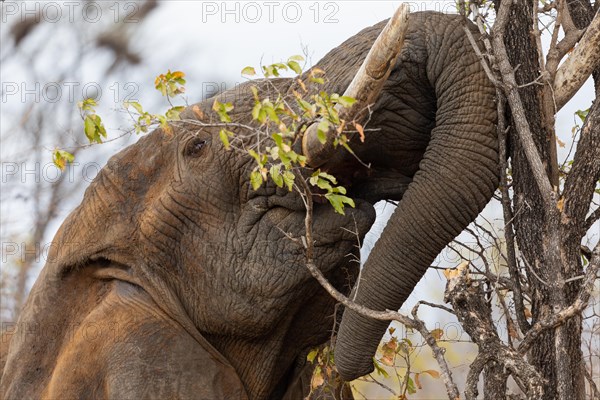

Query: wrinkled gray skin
[0,12,497,400]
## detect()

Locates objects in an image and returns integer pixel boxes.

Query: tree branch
[554,9,600,110]
[443,263,544,399]
[492,0,558,208]
[296,177,460,399]
[584,207,600,232]
[518,241,600,354]
[563,98,600,233]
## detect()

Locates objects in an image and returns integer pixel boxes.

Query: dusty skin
[1,12,497,400]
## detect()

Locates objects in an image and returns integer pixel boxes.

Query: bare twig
[518,242,600,354]
[296,176,460,399]
[444,264,544,399]
[585,208,600,232]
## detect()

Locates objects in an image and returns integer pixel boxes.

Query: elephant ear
[47,130,174,273]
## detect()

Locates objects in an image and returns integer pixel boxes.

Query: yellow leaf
[556,137,566,148]
[296,78,307,93]
[306,348,319,363]
[241,66,256,76]
[311,366,324,389]
[171,71,185,79]
[508,321,519,339]
[444,261,469,280]
[336,120,346,135]
[557,197,565,212]
[380,337,397,366]
[421,369,440,379]
[430,329,443,340]
[415,373,422,389]
[192,105,204,119]
[354,121,365,142]
[443,268,459,280]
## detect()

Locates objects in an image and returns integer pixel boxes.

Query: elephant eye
[184,138,207,157]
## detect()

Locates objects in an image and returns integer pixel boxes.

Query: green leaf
[271,133,284,148]
[157,115,168,128]
[84,116,97,142]
[318,171,337,184]
[250,170,263,191]
[250,85,259,101]
[52,149,74,170]
[83,114,106,143]
[213,100,233,123]
[306,348,319,363]
[314,178,333,192]
[241,66,256,76]
[406,376,417,394]
[78,98,97,111]
[287,60,302,75]
[325,194,355,215]
[166,106,185,120]
[575,108,589,123]
[270,165,283,188]
[247,149,263,166]
[219,129,232,150]
[93,115,107,138]
[252,102,262,121]
[283,170,295,191]
[262,102,279,123]
[317,120,330,144]
[125,101,144,114]
[297,98,315,117]
[288,55,305,62]
[372,358,389,378]
[335,186,347,195]
[338,95,356,108]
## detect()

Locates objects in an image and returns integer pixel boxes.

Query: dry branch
[302,4,409,168]
[443,264,544,399]
[296,176,460,399]
[518,242,600,354]
[554,10,600,109]
[492,1,558,208]
[562,97,600,231]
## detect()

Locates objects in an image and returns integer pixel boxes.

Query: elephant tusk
[302,3,410,168]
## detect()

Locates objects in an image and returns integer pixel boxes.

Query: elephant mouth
[264,194,376,248]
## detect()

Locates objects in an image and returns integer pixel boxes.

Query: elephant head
[0,76,378,398]
[1,10,497,400]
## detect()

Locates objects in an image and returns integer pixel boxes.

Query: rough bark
[565,0,600,93]
[492,0,596,398]
[554,9,600,109]
[444,265,543,400]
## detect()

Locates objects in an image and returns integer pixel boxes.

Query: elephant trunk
[302,4,409,168]
[334,15,499,381]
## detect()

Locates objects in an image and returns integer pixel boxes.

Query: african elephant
[0,11,497,400]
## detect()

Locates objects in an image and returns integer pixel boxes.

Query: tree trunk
[493,0,586,398]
